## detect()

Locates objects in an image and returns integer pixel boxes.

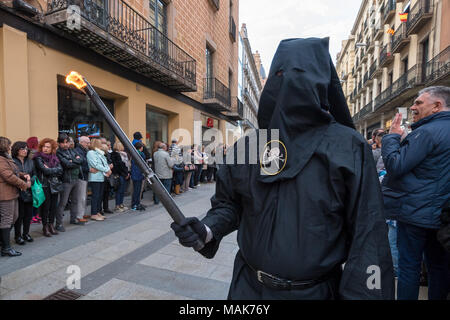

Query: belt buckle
[256,270,271,283]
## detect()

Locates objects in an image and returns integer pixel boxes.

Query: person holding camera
[34,138,63,237]
[0,137,31,257]
[11,141,36,245]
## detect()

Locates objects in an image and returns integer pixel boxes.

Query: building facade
[336,0,449,139]
[237,23,262,132]
[0,0,240,148]
[253,50,267,88]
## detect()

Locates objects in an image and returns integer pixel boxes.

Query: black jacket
[34,156,63,188]
[74,145,89,181]
[111,151,129,177]
[13,157,36,202]
[56,148,83,183]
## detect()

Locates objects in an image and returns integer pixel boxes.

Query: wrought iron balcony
[391,24,410,53]
[374,64,421,110]
[352,111,360,123]
[374,21,383,40]
[359,101,373,119]
[224,97,244,121]
[45,0,197,92]
[407,0,433,35]
[208,0,220,11]
[383,0,396,23]
[229,15,236,42]
[361,48,368,63]
[363,72,369,85]
[424,46,450,84]
[379,43,394,67]
[203,78,231,112]
[369,62,377,79]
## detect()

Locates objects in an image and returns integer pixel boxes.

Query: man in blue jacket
[382,86,450,300]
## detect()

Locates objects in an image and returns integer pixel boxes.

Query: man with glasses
[382,86,450,300]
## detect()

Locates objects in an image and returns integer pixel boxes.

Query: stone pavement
[0,182,429,300]
[0,182,237,300]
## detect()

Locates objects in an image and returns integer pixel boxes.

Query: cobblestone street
[0,183,238,300]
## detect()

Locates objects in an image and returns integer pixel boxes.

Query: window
[149,0,167,35]
[206,47,214,79]
[402,56,409,74]
[57,85,115,140]
[146,108,168,149]
[206,47,214,94]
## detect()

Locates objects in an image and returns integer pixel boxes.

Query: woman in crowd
[100,140,114,215]
[87,138,111,221]
[12,141,36,245]
[151,140,163,199]
[131,142,146,211]
[0,137,31,257]
[182,147,195,192]
[34,138,63,237]
[111,141,130,213]
[27,136,41,224]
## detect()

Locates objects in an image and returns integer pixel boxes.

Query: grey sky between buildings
[239,0,363,73]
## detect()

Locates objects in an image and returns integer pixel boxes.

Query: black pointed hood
[257,37,355,183]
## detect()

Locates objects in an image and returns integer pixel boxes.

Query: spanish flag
[387,28,395,35]
[399,12,408,22]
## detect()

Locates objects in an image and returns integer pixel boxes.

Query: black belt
[245,259,341,291]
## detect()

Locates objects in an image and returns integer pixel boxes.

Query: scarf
[34,151,60,168]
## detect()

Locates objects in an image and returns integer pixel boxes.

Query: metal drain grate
[43,288,84,300]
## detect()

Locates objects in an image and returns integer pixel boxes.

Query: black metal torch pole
[82,79,204,251]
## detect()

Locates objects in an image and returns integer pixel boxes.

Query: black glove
[171,217,207,248]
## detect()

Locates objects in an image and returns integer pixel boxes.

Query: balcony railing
[379,43,393,67]
[224,97,244,121]
[374,86,393,110]
[391,23,410,53]
[407,0,433,35]
[369,61,377,79]
[229,16,236,42]
[425,46,450,84]
[363,72,369,84]
[360,101,373,119]
[45,0,196,92]
[204,78,231,111]
[383,0,396,23]
[374,64,421,110]
[208,0,220,11]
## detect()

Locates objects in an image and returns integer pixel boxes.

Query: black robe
[198,38,395,299]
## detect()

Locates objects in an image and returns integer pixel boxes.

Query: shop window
[57,85,115,141]
[146,108,169,150]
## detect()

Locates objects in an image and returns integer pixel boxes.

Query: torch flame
[65,71,87,90]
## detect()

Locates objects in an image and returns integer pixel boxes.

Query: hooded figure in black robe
[171,38,395,299]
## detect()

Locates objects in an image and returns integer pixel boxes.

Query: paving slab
[84,278,192,300]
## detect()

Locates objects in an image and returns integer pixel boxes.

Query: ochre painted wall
[0,24,197,144]
[0,25,30,141]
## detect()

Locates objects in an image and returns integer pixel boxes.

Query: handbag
[49,175,64,194]
[109,174,120,189]
[31,178,46,208]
